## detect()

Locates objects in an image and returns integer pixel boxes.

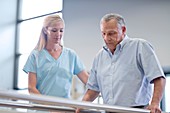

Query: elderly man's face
[100,19,126,50]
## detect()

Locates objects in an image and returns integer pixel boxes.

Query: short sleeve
[86,56,100,92]
[137,40,165,83]
[73,52,85,75]
[23,50,37,74]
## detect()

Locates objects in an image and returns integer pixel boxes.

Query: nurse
[23,15,89,98]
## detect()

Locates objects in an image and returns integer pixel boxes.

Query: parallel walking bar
[0,90,150,113]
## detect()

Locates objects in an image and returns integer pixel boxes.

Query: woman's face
[46,20,64,44]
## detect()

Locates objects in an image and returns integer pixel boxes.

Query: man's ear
[122,26,126,34]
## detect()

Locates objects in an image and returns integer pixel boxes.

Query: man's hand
[75,108,81,113]
[146,104,161,113]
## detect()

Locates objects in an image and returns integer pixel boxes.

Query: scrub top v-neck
[23,47,85,98]
[44,48,63,63]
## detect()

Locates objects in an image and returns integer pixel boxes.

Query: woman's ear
[42,27,47,34]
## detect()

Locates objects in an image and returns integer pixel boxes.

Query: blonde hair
[35,15,64,51]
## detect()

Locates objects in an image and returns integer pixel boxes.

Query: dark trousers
[106,104,148,113]
[131,105,147,108]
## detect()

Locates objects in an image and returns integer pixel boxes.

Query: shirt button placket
[111,57,116,104]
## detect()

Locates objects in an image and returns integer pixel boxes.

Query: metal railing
[0,90,151,113]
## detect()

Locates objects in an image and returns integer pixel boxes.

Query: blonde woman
[23,15,89,98]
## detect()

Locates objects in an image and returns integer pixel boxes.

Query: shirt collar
[119,35,129,50]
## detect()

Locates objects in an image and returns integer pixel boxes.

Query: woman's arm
[28,72,41,94]
[77,70,89,84]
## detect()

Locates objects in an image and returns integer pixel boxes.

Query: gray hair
[100,13,126,27]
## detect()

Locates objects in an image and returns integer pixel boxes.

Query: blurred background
[0,0,170,112]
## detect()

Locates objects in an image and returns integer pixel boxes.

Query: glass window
[16,0,63,89]
[17,54,29,89]
[18,13,62,54]
[18,17,43,54]
[19,0,63,20]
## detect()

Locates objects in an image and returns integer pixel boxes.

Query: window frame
[14,0,63,90]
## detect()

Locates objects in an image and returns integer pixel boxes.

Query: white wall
[0,0,17,89]
[63,0,170,71]
[0,0,169,92]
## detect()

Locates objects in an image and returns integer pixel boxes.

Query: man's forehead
[101,29,116,33]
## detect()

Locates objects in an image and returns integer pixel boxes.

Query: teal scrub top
[23,47,85,98]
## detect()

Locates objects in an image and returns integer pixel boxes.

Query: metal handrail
[0,90,150,113]
[0,100,75,112]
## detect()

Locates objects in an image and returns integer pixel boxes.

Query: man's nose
[104,35,110,40]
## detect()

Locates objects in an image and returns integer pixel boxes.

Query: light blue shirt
[23,47,85,98]
[87,35,165,107]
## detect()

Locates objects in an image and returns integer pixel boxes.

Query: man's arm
[82,89,100,101]
[146,77,166,113]
[76,89,99,113]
